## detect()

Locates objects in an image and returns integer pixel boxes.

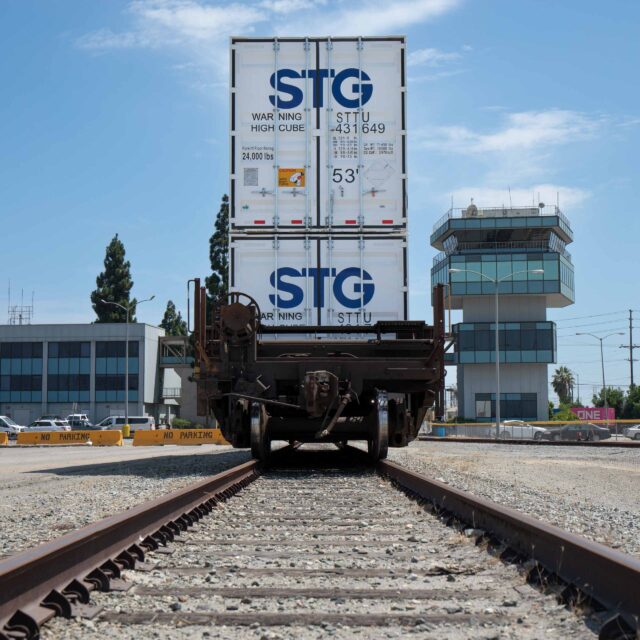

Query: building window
[0,342,43,403]
[47,342,91,403]
[432,253,574,301]
[475,393,537,421]
[95,341,140,402]
[452,322,555,364]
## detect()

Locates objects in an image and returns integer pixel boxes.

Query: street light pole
[494,281,500,439]
[101,296,154,427]
[449,268,544,439]
[125,306,129,428]
[576,331,624,430]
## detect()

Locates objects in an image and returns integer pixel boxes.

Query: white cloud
[76,28,150,50]
[448,184,590,210]
[76,0,461,70]
[407,47,460,67]
[419,109,600,154]
[279,0,460,36]
[129,0,265,41]
[77,0,267,58]
[259,0,327,13]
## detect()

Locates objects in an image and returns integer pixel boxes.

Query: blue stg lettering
[269,268,375,309]
[269,68,373,109]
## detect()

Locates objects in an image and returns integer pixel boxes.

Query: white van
[95,416,156,432]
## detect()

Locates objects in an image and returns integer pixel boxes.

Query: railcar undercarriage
[191,281,446,461]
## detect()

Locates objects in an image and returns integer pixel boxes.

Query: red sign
[570,407,615,421]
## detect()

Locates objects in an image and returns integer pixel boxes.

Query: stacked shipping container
[230,36,408,328]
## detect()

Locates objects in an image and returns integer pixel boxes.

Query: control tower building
[431,202,574,421]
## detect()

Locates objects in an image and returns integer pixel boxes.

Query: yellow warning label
[278,168,305,188]
[133,428,229,446]
[17,430,123,446]
[0,433,8,446]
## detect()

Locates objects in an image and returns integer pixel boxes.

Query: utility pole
[620,309,639,387]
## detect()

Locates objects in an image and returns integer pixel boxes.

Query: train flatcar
[190,280,446,461]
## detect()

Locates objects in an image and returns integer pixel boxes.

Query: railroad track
[1,447,639,639]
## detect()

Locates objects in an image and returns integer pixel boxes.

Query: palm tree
[552,366,575,404]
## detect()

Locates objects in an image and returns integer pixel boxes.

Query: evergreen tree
[205,194,229,301]
[592,387,625,415]
[160,300,188,336]
[622,385,640,419]
[90,234,137,323]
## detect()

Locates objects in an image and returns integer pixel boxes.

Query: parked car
[543,423,611,442]
[623,424,640,440]
[0,415,26,439]
[94,416,156,432]
[498,420,550,441]
[67,414,92,429]
[27,420,71,432]
[38,414,65,421]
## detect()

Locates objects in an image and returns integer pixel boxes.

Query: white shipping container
[230,235,407,327]
[230,37,406,231]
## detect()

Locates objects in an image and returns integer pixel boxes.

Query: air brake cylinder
[302,371,340,418]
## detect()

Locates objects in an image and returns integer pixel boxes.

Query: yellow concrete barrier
[0,433,8,446]
[133,428,229,446]
[16,430,123,446]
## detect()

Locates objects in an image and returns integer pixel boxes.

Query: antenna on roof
[508,186,512,209]
[7,281,34,325]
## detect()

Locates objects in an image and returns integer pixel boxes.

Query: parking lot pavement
[0,442,251,556]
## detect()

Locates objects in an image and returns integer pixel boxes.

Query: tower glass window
[475,393,537,421]
[453,322,556,364]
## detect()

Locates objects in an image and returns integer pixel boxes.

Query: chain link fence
[421,420,640,442]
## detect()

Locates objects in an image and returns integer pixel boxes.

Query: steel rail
[378,459,640,638]
[0,459,259,640]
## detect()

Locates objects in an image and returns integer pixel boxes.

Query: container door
[318,38,406,230]
[231,39,317,230]
[318,236,407,326]
[231,236,317,326]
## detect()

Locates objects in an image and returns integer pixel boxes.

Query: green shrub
[171,418,194,429]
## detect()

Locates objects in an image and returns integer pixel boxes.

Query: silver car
[27,420,71,432]
[0,415,26,439]
[498,420,550,441]
[623,424,640,441]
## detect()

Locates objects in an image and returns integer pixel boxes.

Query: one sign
[0,433,7,446]
[570,407,615,421]
[230,37,406,230]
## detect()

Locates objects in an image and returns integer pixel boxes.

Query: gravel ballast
[0,443,250,556]
[389,440,640,557]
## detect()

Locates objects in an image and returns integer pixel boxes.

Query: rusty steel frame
[378,459,640,637]
[0,460,259,640]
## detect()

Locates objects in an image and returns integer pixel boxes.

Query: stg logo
[269,267,375,309]
[269,68,373,109]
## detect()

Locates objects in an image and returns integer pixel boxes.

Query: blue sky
[1,0,638,403]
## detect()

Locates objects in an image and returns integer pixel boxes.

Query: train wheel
[368,391,389,462]
[250,404,270,462]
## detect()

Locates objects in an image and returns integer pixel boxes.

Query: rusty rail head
[378,459,640,635]
[0,460,259,634]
